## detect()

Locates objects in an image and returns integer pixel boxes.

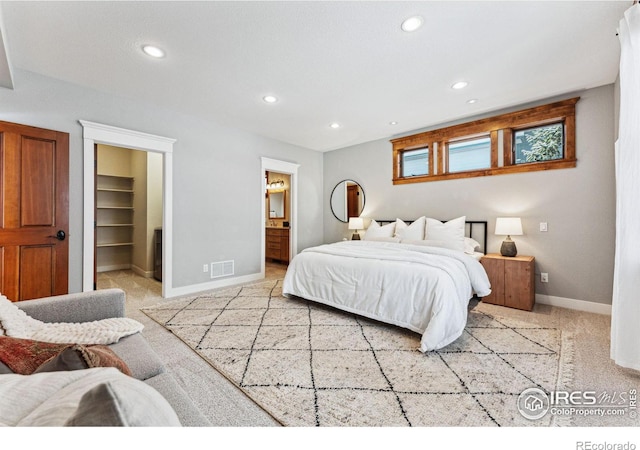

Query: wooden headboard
[375,219,488,254]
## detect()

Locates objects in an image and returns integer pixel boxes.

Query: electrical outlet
[541,272,549,283]
[540,222,548,232]
[203,264,208,273]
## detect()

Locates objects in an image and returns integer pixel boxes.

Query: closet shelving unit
[96,174,134,271]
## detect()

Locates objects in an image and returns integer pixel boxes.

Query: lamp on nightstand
[348,217,364,240]
[495,217,523,257]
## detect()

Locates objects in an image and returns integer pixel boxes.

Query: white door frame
[80,120,175,298]
[260,157,299,276]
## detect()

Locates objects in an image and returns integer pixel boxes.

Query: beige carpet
[142,279,574,427]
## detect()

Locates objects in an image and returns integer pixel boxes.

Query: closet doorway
[81,120,175,297]
[95,145,163,286]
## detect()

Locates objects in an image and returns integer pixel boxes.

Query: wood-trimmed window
[391,97,578,184]
[400,146,430,177]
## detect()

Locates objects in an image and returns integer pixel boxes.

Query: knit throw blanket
[0,294,143,345]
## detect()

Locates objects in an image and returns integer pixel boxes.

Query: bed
[282,217,492,352]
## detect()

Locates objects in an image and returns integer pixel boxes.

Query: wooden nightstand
[480,253,535,311]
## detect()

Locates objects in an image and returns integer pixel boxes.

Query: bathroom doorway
[260,158,299,278]
[265,171,291,266]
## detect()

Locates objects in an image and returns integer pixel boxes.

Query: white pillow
[425,216,466,252]
[363,220,396,240]
[0,367,181,426]
[66,376,181,426]
[394,217,426,241]
[464,237,482,255]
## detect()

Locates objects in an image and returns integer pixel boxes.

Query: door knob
[48,230,66,241]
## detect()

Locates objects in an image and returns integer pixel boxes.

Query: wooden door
[0,121,69,301]
[346,184,360,219]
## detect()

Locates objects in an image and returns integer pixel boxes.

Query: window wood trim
[428,143,434,176]
[391,97,579,184]
[490,130,499,168]
[394,144,433,179]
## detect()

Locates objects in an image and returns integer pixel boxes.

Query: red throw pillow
[35,344,131,376]
[0,336,70,374]
[0,336,131,376]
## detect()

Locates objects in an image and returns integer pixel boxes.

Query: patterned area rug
[142,279,574,426]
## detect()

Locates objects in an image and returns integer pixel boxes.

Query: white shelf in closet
[97,223,134,227]
[96,175,134,253]
[97,188,134,193]
[96,242,135,248]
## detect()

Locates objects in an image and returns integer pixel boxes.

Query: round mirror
[330,179,365,223]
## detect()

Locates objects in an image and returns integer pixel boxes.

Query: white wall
[323,85,616,306]
[0,69,324,293]
[3,69,614,305]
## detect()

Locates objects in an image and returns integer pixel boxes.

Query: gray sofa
[15,288,211,426]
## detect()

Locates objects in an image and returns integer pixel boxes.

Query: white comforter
[282,241,491,352]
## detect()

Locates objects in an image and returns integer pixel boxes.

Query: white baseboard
[97,263,131,273]
[131,264,153,278]
[165,272,264,298]
[535,294,612,315]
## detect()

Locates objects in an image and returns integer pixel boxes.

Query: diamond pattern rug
[141,279,574,427]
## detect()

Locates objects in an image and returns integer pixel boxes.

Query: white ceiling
[0,1,631,152]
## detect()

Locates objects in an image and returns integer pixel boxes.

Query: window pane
[401,148,429,177]
[514,123,564,164]
[448,137,491,173]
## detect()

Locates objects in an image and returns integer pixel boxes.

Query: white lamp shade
[495,217,523,236]
[348,217,364,230]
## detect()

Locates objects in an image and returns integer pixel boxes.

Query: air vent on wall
[210,260,234,279]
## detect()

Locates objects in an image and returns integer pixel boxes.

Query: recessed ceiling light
[467,99,478,104]
[263,95,278,104]
[389,121,398,125]
[329,122,341,129]
[401,16,424,32]
[451,81,469,90]
[142,45,165,58]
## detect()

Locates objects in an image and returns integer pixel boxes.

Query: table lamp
[495,217,523,257]
[348,217,364,240]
